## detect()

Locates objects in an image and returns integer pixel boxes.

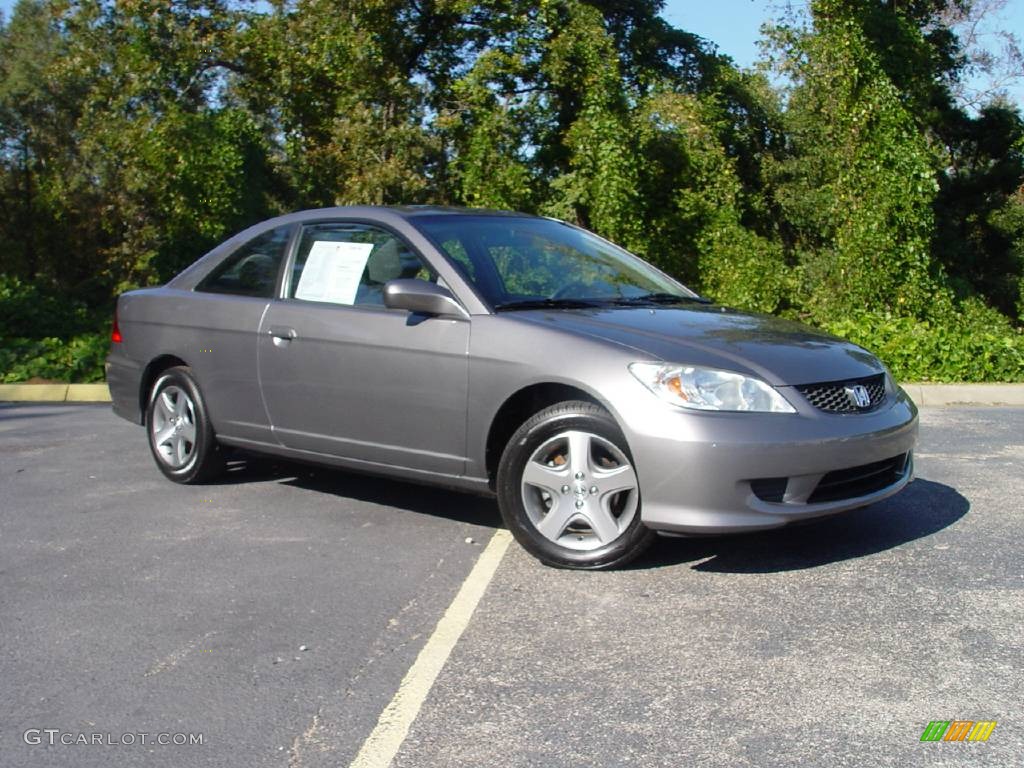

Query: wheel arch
[485,382,620,489]
[139,354,190,420]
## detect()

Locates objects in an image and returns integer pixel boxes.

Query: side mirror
[383,279,469,319]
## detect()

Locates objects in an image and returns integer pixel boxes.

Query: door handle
[268,326,297,344]
[268,326,297,339]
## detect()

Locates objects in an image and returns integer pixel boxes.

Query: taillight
[111,307,123,343]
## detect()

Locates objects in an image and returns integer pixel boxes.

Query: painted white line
[349,529,513,768]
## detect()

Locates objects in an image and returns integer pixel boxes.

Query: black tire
[145,366,225,484]
[496,400,655,569]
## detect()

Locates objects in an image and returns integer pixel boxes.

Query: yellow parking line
[349,529,513,768]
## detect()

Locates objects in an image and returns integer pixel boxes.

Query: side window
[288,223,434,307]
[197,225,292,298]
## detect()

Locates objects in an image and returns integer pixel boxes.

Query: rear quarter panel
[116,288,272,443]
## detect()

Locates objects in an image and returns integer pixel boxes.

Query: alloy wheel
[150,384,198,469]
[520,429,639,551]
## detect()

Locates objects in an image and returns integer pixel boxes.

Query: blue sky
[661,0,773,68]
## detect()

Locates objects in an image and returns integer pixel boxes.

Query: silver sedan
[107,206,917,569]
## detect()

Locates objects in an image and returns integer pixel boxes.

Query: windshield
[414,215,697,309]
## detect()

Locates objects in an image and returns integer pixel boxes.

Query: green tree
[0,0,85,287]
[933,105,1024,318]
[766,0,945,321]
[636,89,793,311]
[232,0,447,207]
[436,0,777,276]
[537,2,644,250]
[55,0,278,288]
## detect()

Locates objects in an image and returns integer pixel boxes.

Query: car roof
[224,205,542,237]
[295,205,537,220]
[395,205,531,217]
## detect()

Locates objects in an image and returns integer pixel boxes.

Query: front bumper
[618,386,919,534]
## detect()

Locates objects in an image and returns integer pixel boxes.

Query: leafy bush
[0,333,108,383]
[0,276,110,382]
[0,275,109,338]
[819,300,1024,382]
[699,228,796,315]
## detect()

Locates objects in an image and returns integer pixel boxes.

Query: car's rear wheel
[496,401,655,569]
[146,366,224,484]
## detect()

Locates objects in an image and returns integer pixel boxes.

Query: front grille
[807,453,908,503]
[795,373,886,413]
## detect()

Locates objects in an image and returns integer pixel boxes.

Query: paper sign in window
[294,241,374,305]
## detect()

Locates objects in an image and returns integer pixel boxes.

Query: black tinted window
[197,225,293,298]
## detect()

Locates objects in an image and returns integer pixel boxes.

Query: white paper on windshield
[294,241,374,305]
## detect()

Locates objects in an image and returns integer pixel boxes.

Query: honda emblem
[846,384,871,408]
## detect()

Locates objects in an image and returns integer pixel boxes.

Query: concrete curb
[1,382,1023,406]
[899,383,1024,407]
[0,383,110,403]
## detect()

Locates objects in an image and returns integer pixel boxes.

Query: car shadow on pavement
[630,479,969,573]
[216,451,504,529]
[212,455,967,573]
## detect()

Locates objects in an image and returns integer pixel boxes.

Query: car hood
[507,305,884,386]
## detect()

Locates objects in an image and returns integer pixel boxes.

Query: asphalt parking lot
[1,404,1021,767]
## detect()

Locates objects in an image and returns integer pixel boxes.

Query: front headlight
[628,362,796,413]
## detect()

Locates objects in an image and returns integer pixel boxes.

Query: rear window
[196,225,294,298]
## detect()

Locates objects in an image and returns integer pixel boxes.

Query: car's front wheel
[496,401,655,569]
[146,366,224,484]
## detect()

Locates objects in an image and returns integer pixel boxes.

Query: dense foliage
[1,0,1022,382]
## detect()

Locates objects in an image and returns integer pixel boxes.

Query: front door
[257,221,470,476]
